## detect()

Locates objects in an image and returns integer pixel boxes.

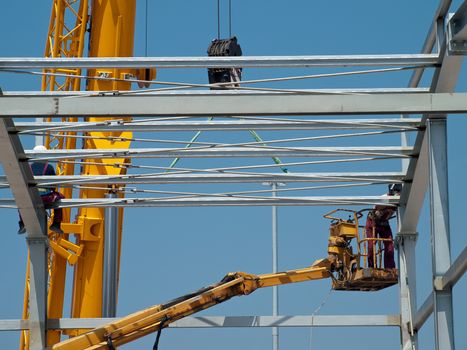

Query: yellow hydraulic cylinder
[71,0,136,324]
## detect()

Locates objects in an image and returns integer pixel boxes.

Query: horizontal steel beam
[42,195,398,208]
[3,88,431,97]
[1,93,467,117]
[0,320,30,331]
[19,172,406,186]
[0,196,399,208]
[0,315,400,331]
[0,54,439,69]
[23,147,414,160]
[169,315,401,328]
[12,118,423,133]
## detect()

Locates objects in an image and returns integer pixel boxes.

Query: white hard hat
[33,145,47,151]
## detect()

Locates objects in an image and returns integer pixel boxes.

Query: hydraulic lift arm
[52,210,398,349]
[52,259,331,350]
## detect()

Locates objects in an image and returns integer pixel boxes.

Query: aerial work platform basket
[332,267,398,291]
[324,209,399,292]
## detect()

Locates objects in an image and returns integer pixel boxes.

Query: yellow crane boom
[21,1,89,348]
[67,0,136,324]
[22,1,155,348]
[52,259,331,350]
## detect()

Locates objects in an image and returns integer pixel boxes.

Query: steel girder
[1,92,467,117]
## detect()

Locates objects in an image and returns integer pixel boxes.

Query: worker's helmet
[388,183,402,195]
[33,145,47,151]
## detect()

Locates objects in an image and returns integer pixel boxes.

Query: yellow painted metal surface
[22,1,139,347]
[20,252,30,350]
[70,0,136,323]
[45,0,89,345]
[21,1,90,348]
[256,260,330,288]
[52,262,331,349]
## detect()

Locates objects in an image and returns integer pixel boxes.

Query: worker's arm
[52,259,331,350]
[372,206,396,223]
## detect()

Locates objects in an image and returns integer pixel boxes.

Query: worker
[365,183,402,269]
[18,145,64,234]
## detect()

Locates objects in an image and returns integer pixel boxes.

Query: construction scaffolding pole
[271,183,279,350]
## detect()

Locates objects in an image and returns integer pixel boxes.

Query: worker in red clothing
[18,145,64,235]
[365,183,402,269]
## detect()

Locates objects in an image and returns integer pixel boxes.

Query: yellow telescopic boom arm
[52,259,331,349]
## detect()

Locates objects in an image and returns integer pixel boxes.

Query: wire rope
[42,167,398,186]
[34,128,412,148]
[308,289,333,350]
[53,196,398,209]
[68,182,383,198]
[229,0,232,37]
[0,65,432,96]
[43,155,402,174]
[17,116,420,134]
[145,0,149,57]
[29,146,412,163]
[217,0,220,39]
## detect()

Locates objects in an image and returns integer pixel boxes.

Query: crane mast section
[21,1,90,348]
[71,0,136,325]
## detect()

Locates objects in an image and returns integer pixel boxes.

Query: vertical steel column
[27,235,49,350]
[427,118,454,350]
[271,183,279,350]
[396,211,418,350]
[102,193,119,317]
[0,116,49,349]
[0,116,48,350]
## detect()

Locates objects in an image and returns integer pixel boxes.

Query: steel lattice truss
[0,102,426,209]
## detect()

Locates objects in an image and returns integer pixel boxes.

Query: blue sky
[0,1,466,349]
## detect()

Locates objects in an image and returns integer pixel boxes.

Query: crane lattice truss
[0,1,466,349]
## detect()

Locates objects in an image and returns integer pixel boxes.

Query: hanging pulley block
[207,36,242,86]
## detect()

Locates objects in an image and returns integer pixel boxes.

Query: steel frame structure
[0,92,467,117]
[0,1,466,349]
